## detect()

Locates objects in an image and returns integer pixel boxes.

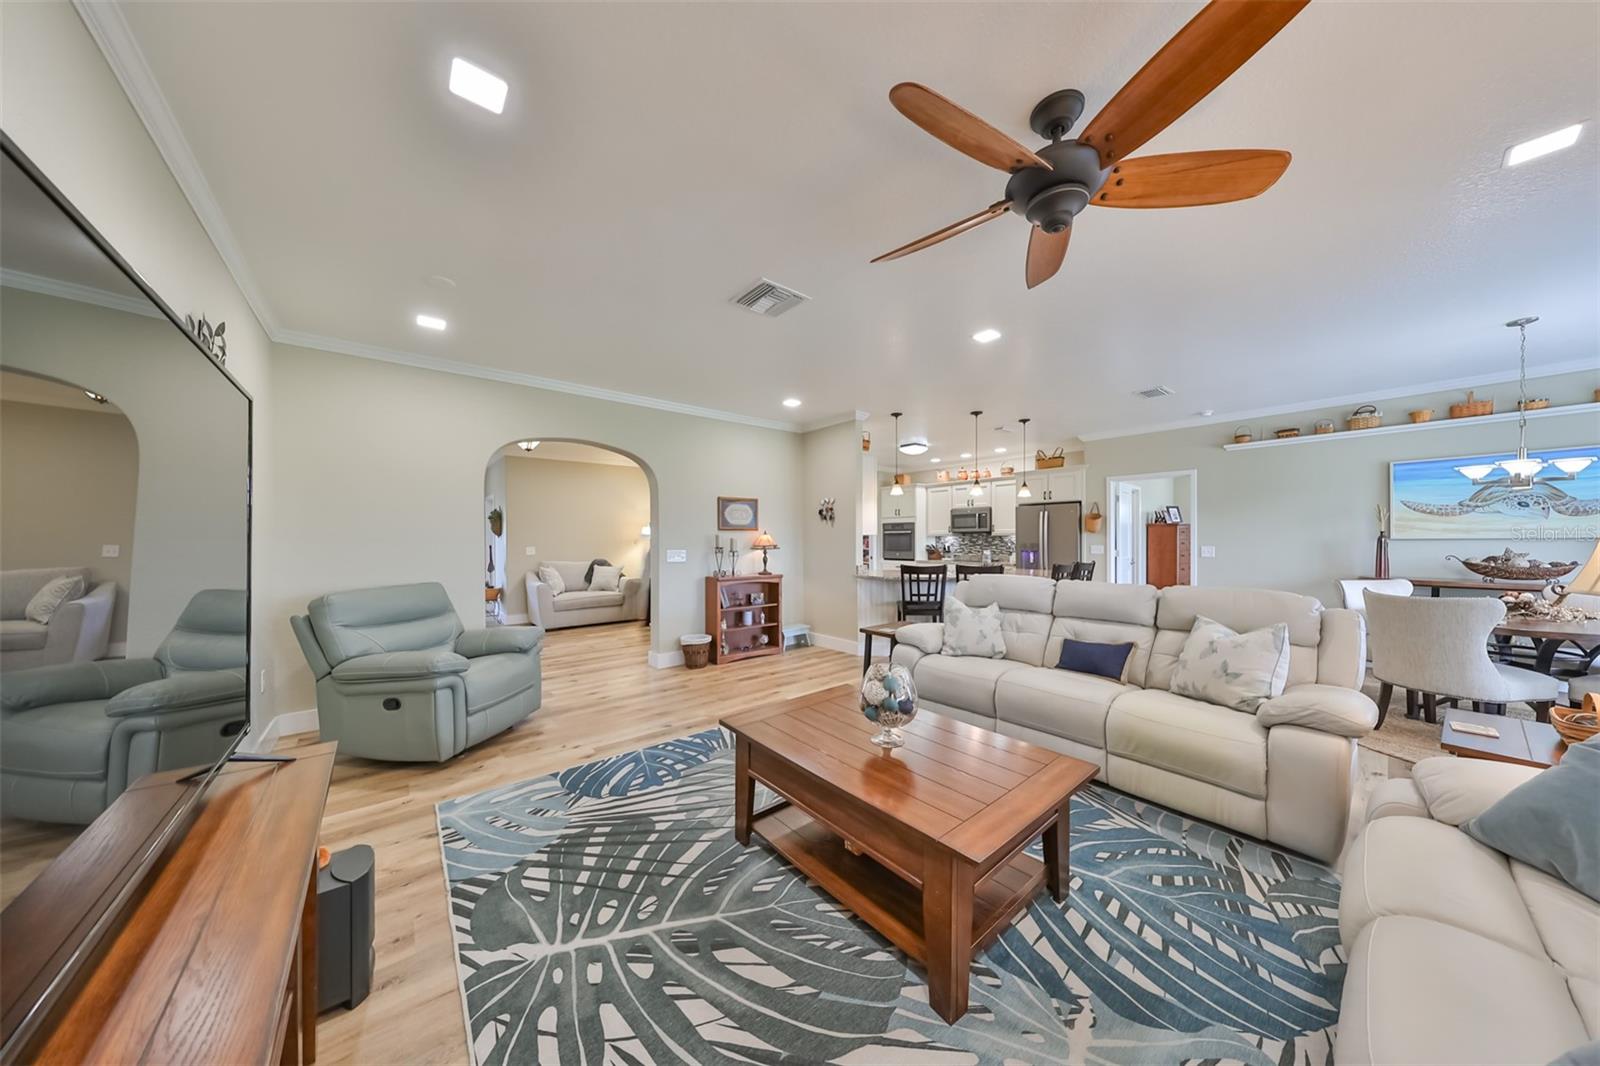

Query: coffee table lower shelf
[751,802,1045,965]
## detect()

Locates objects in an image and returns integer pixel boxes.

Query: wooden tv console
[2,743,336,1064]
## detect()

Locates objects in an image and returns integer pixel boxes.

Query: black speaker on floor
[317,844,375,1013]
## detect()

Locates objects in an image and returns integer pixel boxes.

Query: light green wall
[1083,369,1600,603]
[800,419,864,646]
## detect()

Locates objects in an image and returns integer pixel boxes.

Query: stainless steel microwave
[950,506,992,533]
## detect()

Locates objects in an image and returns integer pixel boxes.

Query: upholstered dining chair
[1337,578,1414,614]
[1364,592,1558,727]
[897,564,946,623]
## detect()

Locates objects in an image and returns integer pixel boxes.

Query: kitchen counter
[858,564,1053,580]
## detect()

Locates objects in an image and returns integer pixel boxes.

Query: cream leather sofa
[524,561,647,630]
[1336,758,1598,1064]
[891,576,1375,862]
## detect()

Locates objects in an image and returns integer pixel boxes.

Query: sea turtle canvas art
[1390,445,1600,540]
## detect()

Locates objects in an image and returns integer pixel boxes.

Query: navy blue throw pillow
[1056,639,1135,681]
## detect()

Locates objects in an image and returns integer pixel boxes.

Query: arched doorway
[483,439,656,639]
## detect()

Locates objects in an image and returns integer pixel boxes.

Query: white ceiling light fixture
[781,397,802,408]
[1456,317,1595,488]
[889,412,905,496]
[929,457,941,463]
[83,389,107,404]
[898,440,929,455]
[516,440,540,452]
[1016,418,1033,499]
[1503,123,1584,167]
[967,411,985,498]
[972,328,1002,344]
[449,57,508,114]
[415,313,447,331]
[959,452,972,460]
[994,447,1007,454]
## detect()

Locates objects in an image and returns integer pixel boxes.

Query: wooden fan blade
[1025,226,1071,289]
[872,201,1011,263]
[889,83,1051,174]
[1091,149,1290,208]
[1079,0,1310,167]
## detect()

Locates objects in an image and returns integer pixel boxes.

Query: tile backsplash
[928,533,1017,559]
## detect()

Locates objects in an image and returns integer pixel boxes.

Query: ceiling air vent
[732,278,810,317]
[1135,385,1175,399]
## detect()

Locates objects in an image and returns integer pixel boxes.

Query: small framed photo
[718,496,759,531]
[1151,511,1167,524]
[750,591,765,605]
[1165,506,1183,523]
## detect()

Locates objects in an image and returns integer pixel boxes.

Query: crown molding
[1,268,163,319]
[273,328,799,432]
[73,1,280,336]
[1077,358,1600,443]
[798,411,866,434]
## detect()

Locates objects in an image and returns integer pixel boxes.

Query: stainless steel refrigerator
[1015,501,1082,574]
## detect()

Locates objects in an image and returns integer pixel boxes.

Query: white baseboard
[648,649,685,669]
[242,707,318,752]
[809,632,862,655]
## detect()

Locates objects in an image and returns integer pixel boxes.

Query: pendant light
[1454,317,1595,489]
[889,412,905,496]
[1016,418,1033,498]
[968,411,984,498]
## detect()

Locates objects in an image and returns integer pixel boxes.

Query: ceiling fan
[872,0,1308,288]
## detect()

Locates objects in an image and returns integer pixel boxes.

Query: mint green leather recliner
[0,589,248,824]
[290,582,543,762]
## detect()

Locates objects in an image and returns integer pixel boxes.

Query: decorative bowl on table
[860,663,917,749]
[1551,704,1600,746]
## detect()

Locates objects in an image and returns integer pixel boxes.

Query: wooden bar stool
[954,563,1003,581]
[898,564,947,623]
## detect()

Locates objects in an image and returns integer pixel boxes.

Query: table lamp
[1555,540,1600,605]
[750,531,779,575]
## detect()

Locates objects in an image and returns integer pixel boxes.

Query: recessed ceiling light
[449,57,508,114]
[972,328,1002,344]
[959,452,972,459]
[898,440,929,455]
[993,446,1007,454]
[781,397,802,408]
[929,457,941,463]
[415,313,447,331]
[1503,123,1583,167]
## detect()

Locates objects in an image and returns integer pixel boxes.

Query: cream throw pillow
[939,597,1006,659]
[589,565,623,592]
[536,564,566,596]
[25,574,84,624]
[1170,614,1290,712]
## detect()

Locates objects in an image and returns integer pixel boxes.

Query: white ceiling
[112,2,1598,457]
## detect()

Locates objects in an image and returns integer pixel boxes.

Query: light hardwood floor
[289,622,859,1065]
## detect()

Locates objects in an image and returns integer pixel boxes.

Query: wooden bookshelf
[707,574,783,664]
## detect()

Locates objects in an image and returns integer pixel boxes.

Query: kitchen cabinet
[879,485,921,520]
[990,479,1017,534]
[926,486,952,536]
[1034,467,1086,503]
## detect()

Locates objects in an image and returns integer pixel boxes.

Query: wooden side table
[1440,708,1565,768]
[860,620,915,675]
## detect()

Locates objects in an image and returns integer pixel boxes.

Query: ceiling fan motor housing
[1006,140,1108,233]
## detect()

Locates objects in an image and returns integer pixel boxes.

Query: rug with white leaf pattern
[437,728,1344,1065]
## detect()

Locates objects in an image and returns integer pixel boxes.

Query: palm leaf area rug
[437,728,1344,1066]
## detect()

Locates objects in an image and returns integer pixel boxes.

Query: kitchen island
[857,561,1054,627]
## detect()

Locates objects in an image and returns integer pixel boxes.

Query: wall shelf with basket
[706,575,783,664]
[1221,402,1600,452]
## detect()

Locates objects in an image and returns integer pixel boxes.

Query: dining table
[1492,614,1600,674]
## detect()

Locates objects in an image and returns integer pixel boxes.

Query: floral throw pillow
[1169,615,1290,712]
[939,597,1006,659]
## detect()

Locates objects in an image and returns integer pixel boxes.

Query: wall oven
[881,521,917,561]
[950,506,992,534]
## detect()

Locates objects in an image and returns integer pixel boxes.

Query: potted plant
[487,508,504,537]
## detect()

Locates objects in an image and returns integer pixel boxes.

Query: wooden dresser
[7,743,336,1064]
[1146,523,1191,589]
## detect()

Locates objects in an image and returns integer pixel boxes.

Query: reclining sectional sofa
[1336,757,1598,1064]
[892,575,1377,862]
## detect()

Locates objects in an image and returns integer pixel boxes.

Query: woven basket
[1274,427,1300,439]
[1449,391,1493,419]
[1035,449,1066,470]
[1518,398,1550,411]
[1083,503,1104,534]
[1552,703,1599,746]
[893,473,911,486]
[1313,420,1335,435]
[1348,405,1382,430]
[1408,409,1433,423]
[1232,426,1253,444]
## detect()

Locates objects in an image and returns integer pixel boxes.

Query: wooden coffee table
[720,684,1095,1023]
[1440,708,1565,768]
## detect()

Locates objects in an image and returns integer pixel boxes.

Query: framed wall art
[1389,445,1600,540]
[717,496,759,531]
